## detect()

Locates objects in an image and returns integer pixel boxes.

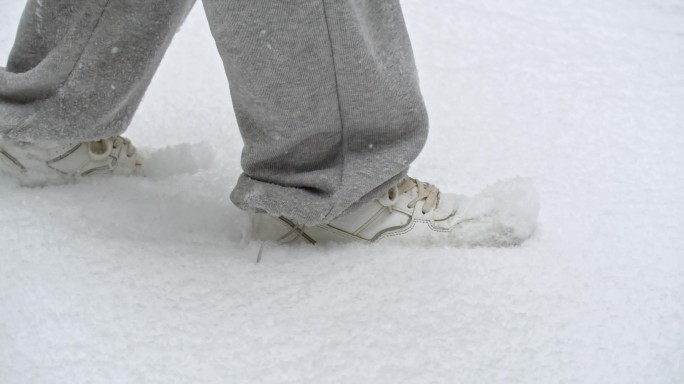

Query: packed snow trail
[1,1,683,383]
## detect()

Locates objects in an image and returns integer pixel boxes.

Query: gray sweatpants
[0,0,428,225]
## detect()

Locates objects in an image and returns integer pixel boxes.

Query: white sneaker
[0,136,142,186]
[252,177,540,247]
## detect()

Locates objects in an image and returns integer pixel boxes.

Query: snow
[455,177,540,244]
[1,1,683,383]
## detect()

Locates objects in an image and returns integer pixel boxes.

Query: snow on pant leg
[202,0,429,225]
[0,0,196,141]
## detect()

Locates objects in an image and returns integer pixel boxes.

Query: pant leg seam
[59,0,112,92]
[319,0,346,222]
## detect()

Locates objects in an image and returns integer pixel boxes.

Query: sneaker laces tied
[398,177,441,214]
[112,136,137,157]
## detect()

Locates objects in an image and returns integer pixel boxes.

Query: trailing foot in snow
[0,136,142,186]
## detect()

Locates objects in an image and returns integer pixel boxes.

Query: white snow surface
[1,1,684,383]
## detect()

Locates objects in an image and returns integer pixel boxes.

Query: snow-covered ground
[2,1,683,383]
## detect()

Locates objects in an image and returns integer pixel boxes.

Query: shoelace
[257,223,308,263]
[113,136,137,158]
[389,177,441,214]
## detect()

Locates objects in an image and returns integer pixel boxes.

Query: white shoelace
[257,222,310,263]
[389,177,441,214]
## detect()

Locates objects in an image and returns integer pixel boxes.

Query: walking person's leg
[202,0,538,246]
[201,0,429,226]
[0,0,195,183]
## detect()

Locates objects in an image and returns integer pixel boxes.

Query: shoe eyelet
[88,139,113,161]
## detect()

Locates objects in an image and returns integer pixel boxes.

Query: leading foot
[252,176,540,248]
